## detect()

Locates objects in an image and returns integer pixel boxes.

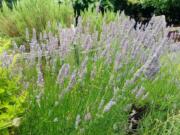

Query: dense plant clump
[1,12,180,134]
[0,0,74,40]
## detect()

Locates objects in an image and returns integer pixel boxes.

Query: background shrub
[0,0,17,9]
[0,37,11,53]
[140,0,180,24]
[1,0,180,29]
[72,0,180,25]
[0,0,74,42]
[0,61,26,134]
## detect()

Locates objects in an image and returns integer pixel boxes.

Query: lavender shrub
[1,13,180,135]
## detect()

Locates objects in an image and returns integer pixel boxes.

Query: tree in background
[140,0,180,24]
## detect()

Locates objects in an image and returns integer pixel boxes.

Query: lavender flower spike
[37,70,44,87]
[135,87,145,99]
[56,64,70,84]
[65,70,77,91]
[103,99,116,113]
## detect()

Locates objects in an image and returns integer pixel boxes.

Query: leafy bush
[0,37,11,54]
[140,0,172,12]
[0,58,26,134]
[130,0,180,24]
[72,0,180,24]
[72,0,97,15]
[72,0,126,13]
[0,0,74,40]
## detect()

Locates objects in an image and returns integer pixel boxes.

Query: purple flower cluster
[1,13,177,112]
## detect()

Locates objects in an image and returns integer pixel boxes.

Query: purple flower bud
[66,70,77,90]
[114,53,122,71]
[78,57,89,79]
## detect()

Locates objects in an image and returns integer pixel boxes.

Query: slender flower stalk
[37,68,44,88]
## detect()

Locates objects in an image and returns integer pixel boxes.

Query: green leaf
[0,88,5,94]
